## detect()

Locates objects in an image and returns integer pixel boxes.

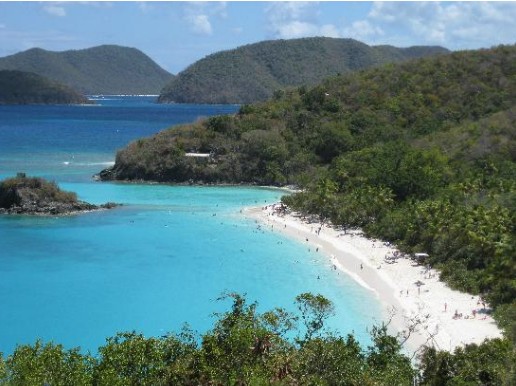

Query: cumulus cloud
[264,1,515,49]
[186,14,212,35]
[183,2,227,36]
[363,1,516,49]
[42,4,66,17]
[342,20,384,42]
[265,2,328,39]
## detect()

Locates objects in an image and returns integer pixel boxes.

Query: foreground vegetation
[159,37,447,104]
[1,293,514,385]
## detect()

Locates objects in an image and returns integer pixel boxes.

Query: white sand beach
[244,204,502,355]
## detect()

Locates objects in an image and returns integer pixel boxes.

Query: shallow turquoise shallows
[0,97,381,354]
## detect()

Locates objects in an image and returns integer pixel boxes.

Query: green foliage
[367,324,416,385]
[0,70,90,105]
[418,339,515,385]
[0,45,173,95]
[0,175,78,209]
[93,331,198,385]
[2,341,93,386]
[292,335,367,385]
[295,293,335,343]
[0,293,411,385]
[1,293,515,385]
[159,37,448,104]
[332,142,451,201]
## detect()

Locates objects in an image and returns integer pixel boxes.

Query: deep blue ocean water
[0,96,381,354]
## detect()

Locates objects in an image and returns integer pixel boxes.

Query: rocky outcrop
[0,174,118,216]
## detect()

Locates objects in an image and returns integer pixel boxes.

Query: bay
[0,97,381,354]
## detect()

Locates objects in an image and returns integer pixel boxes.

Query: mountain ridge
[159,37,449,104]
[0,45,174,95]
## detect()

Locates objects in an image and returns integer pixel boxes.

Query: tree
[295,293,335,344]
[2,341,93,386]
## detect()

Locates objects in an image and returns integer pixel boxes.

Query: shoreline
[244,204,502,355]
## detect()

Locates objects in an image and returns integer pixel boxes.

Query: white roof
[185,153,210,158]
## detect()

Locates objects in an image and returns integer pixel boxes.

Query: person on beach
[360,263,363,270]
[444,302,447,312]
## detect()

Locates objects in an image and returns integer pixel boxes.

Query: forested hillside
[0,70,91,105]
[0,45,173,95]
[100,45,516,340]
[158,37,448,104]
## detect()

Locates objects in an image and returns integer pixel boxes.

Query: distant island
[158,37,449,104]
[0,45,173,95]
[0,70,91,105]
[0,174,117,215]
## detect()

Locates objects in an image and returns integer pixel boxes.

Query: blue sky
[0,1,515,74]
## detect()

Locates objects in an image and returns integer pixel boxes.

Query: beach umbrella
[414,280,425,287]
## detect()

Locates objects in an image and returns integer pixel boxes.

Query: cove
[0,97,382,354]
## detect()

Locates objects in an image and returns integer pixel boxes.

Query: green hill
[158,37,449,104]
[0,45,173,95]
[0,70,91,105]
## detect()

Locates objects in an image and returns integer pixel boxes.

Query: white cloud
[363,1,516,49]
[342,20,384,42]
[187,14,212,35]
[266,2,341,39]
[276,21,317,39]
[182,2,227,36]
[43,4,66,17]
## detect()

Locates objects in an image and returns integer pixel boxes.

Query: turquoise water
[0,97,381,354]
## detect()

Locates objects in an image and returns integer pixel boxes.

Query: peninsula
[0,70,91,105]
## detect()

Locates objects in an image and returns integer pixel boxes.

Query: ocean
[0,96,381,354]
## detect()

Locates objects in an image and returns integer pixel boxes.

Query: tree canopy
[3,293,514,385]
